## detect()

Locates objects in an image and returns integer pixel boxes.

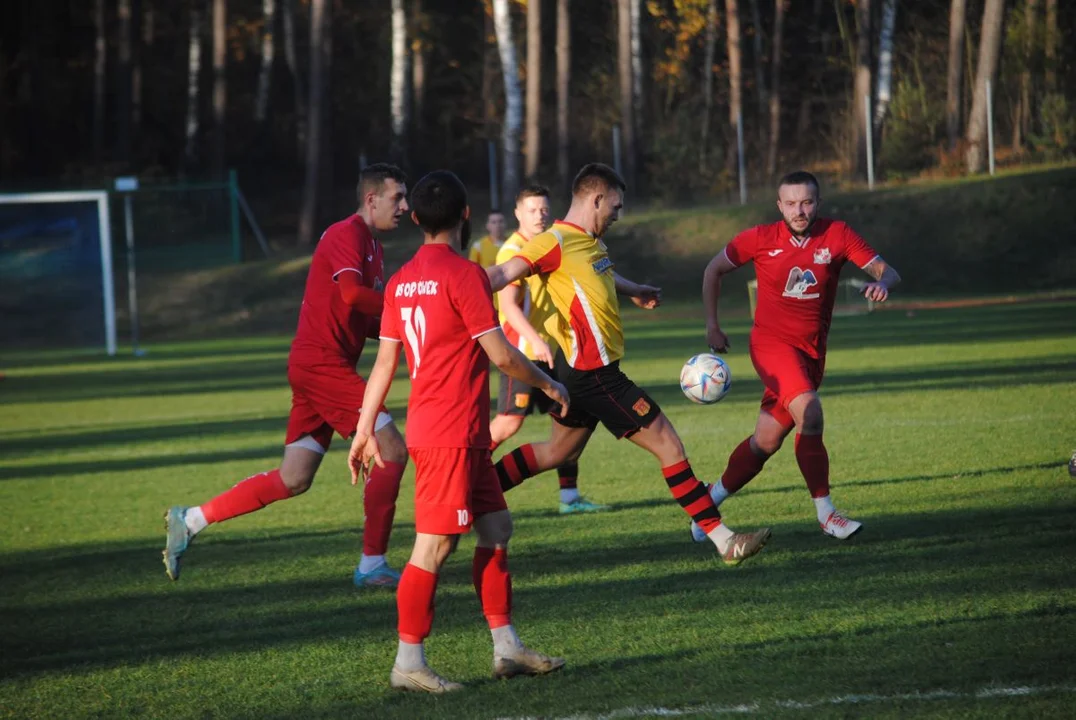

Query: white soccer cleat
[820,510,863,539]
[389,665,464,694]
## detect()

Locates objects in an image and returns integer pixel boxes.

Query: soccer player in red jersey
[162,164,412,587]
[349,170,568,693]
[694,170,901,541]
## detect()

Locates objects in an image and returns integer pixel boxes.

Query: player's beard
[783,213,816,238]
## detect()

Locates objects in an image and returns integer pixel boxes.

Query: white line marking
[495,684,1076,719]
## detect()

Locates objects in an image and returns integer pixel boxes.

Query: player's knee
[280,468,315,495]
[753,433,783,456]
[475,511,513,546]
[375,425,408,464]
[800,399,824,434]
[650,415,686,464]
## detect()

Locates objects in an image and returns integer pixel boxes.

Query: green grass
[2,300,1075,718]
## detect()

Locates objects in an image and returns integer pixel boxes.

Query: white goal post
[0,191,117,355]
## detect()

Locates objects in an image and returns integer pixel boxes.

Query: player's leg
[491,370,528,450]
[471,455,564,679]
[355,415,409,588]
[494,419,594,494]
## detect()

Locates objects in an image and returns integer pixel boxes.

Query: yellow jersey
[514,220,622,370]
[468,235,504,268]
[495,231,562,362]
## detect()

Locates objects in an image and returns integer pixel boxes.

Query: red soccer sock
[795,433,831,498]
[494,444,540,493]
[201,469,292,524]
[721,437,768,494]
[362,460,406,556]
[397,563,439,643]
[663,460,722,534]
[473,547,513,629]
[557,463,579,490]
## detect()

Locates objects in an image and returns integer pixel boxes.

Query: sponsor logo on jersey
[782,267,820,299]
[767,249,784,257]
[632,398,651,416]
[592,256,614,274]
[395,280,439,297]
[813,248,832,264]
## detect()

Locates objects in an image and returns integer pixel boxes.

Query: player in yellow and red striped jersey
[485,163,772,567]
[490,184,608,515]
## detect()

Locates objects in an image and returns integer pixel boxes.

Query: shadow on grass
[0,444,285,481]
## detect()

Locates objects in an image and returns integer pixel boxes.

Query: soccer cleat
[689,520,709,543]
[492,646,566,679]
[558,496,610,514]
[720,528,772,566]
[820,510,863,540]
[353,563,402,589]
[162,506,193,581]
[389,665,464,694]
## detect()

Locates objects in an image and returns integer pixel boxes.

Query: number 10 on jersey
[401,306,427,378]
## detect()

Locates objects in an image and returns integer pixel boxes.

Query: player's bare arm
[702,249,738,352]
[478,329,570,416]
[861,257,901,303]
[613,272,662,309]
[486,257,533,293]
[497,283,556,366]
[349,339,402,484]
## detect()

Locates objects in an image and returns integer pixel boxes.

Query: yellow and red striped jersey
[496,231,562,362]
[467,234,503,268]
[514,220,622,370]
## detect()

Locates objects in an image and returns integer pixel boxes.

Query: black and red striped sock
[557,463,579,490]
[663,459,722,534]
[495,444,540,493]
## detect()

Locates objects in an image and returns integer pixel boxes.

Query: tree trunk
[630,0,643,156]
[616,0,636,188]
[482,7,497,140]
[255,0,276,125]
[700,0,718,170]
[412,0,426,128]
[796,0,824,138]
[212,0,226,180]
[389,0,409,165]
[851,0,872,182]
[725,0,742,177]
[525,0,541,181]
[1044,0,1057,91]
[965,0,1006,174]
[874,0,897,131]
[766,0,785,179]
[117,0,133,165]
[93,0,106,165]
[493,0,522,205]
[1014,0,1039,154]
[946,0,967,149]
[298,0,327,245]
[282,0,306,160]
[184,0,203,169]
[556,0,570,192]
[747,0,766,135]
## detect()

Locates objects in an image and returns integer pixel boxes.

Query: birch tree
[630,0,643,151]
[184,0,203,168]
[556,0,570,191]
[493,0,522,204]
[874,0,898,131]
[946,0,967,149]
[851,0,872,182]
[617,0,636,187]
[700,0,718,169]
[255,0,276,125]
[965,0,1006,173]
[212,0,227,179]
[390,0,409,164]
[525,0,541,181]
[725,0,743,177]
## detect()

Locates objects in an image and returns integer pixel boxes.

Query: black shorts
[552,354,662,439]
[496,361,558,417]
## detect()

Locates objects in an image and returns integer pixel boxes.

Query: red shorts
[285,364,389,449]
[749,336,825,429]
[410,447,508,535]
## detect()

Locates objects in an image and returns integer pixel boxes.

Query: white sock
[708,482,730,508]
[559,488,580,504]
[491,624,523,657]
[359,554,386,574]
[184,506,208,535]
[707,522,735,553]
[814,495,836,523]
[395,640,426,672]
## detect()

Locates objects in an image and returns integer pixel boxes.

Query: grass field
[2,300,1075,718]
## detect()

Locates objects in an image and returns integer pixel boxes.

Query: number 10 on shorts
[457,509,469,527]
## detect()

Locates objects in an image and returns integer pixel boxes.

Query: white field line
[496,683,1076,720]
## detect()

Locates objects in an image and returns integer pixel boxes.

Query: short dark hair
[516,184,551,205]
[488,209,505,217]
[571,163,626,198]
[411,170,468,235]
[357,163,407,202]
[777,170,820,195]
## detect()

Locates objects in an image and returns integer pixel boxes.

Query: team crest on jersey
[813,248,832,265]
[514,393,530,409]
[783,267,820,299]
[632,398,651,416]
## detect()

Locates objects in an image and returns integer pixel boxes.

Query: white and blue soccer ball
[680,353,732,405]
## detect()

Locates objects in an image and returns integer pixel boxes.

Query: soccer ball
[680,353,732,405]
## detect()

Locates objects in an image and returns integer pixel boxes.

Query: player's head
[486,210,507,242]
[515,184,552,239]
[776,170,821,237]
[358,163,409,232]
[571,163,625,237]
[410,170,471,247]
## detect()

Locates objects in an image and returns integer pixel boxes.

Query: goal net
[0,191,117,355]
[747,277,875,320]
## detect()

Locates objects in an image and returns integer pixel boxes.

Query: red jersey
[725,218,879,358]
[290,215,384,368]
[380,243,500,449]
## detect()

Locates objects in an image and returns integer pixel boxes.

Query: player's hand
[861,282,889,303]
[542,380,570,418]
[707,325,731,353]
[631,285,662,310]
[348,432,384,485]
[533,339,556,367]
